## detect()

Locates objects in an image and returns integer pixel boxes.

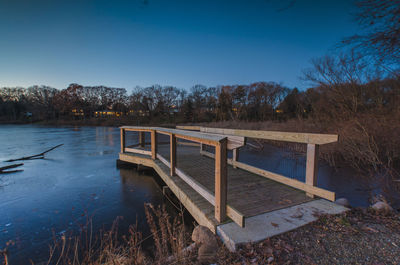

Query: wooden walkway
[119,126,346,251]
[121,148,311,231]
[118,126,338,232]
[157,145,312,217]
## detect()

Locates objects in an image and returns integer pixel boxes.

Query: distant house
[94,110,123,117]
[169,105,179,114]
[127,109,150,117]
[72,109,84,116]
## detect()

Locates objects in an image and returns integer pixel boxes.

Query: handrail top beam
[175,125,201,131]
[199,127,338,145]
[121,125,338,145]
[120,126,153,131]
[120,126,226,144]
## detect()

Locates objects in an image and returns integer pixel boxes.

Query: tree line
[0,82,294,123]
[1,69,398,124]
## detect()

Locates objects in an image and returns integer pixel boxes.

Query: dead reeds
[33,203,195,265]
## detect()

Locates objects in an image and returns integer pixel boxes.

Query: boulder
[192,225,218,264]
[192,225,217,246]
[335,198,350,207]
[371,201,393,214]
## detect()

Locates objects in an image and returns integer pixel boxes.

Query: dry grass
[29,204,195,265]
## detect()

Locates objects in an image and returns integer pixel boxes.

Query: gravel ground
[216,208,400,265]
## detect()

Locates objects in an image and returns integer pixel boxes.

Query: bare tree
[343,0,400,73]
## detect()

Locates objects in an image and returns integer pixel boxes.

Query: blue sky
[0,0,359,91]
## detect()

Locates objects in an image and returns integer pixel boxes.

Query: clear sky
[0,0,359,91]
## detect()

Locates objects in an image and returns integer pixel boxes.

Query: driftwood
[0,163,24,174]
[5,144,63,162]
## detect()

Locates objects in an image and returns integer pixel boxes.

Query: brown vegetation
[40,204,194,265]
[6,205,395,265]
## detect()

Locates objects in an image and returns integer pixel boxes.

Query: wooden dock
[118,126,340,236]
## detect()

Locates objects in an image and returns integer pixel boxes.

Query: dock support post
[151,130,157,159]
[170,134,176,176]
[139,131,145,148]
[232,148,239,168]
[306,143,319,198]
[215,138,227,223]
[120,128,125,153]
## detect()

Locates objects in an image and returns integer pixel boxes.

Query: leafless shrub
[44,216,147,265]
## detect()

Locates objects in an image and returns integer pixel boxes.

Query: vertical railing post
[120,128,125,153]
[305,143,319,198]
[215,138,227,223]
[200,143,205,154]
[139,131,145,148]
[232,148,239,168]
[170,134,176,176]
[151,130,157,159]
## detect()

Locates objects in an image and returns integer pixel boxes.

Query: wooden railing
[120,126,338,227]
[120,126,243,226]
[176,126,338,201]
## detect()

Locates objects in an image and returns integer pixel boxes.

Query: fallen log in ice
[0,163,24,174]
[5,144,63,162]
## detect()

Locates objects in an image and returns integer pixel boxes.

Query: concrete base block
[216,199,348,251]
